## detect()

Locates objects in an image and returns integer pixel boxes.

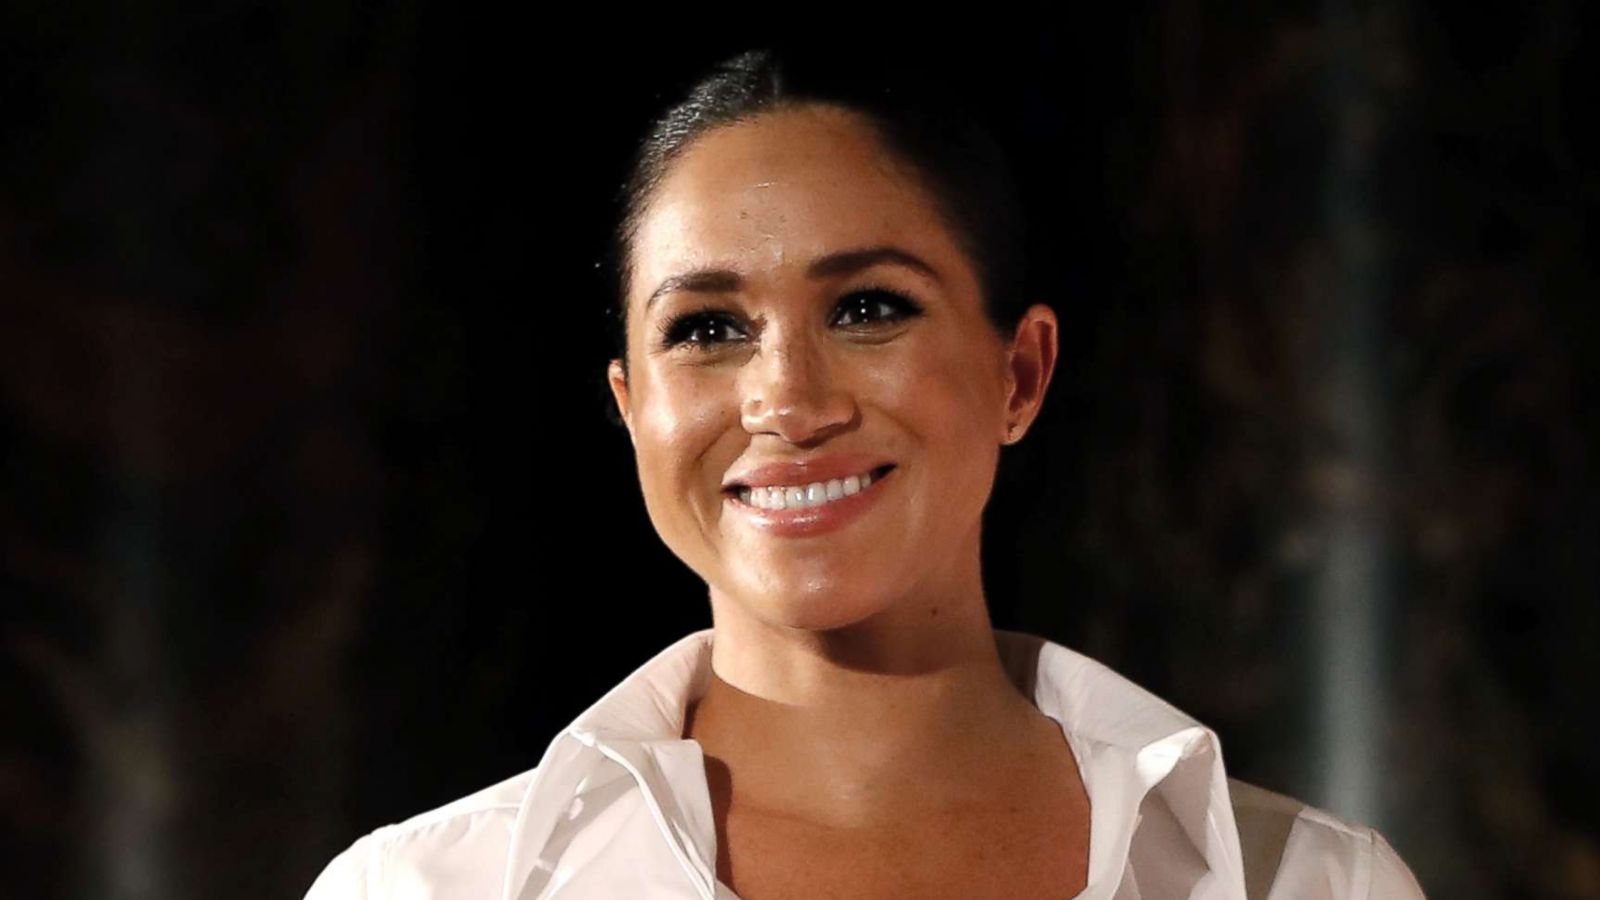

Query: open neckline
[702,708,1098,900]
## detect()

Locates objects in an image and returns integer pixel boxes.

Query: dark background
[3,4,1596,898]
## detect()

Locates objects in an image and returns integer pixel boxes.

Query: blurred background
[2,3,1596,898]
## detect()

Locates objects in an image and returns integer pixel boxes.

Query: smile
[724,464,896,538]
[735,465,891,510]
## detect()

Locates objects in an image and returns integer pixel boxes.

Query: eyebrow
[644,245,944,310]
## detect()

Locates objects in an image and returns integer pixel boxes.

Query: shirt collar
[505,628,1248,900]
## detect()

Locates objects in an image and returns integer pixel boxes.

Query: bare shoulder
[1227,777,1427,899]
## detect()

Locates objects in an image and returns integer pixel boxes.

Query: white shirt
[304,628,1426,899]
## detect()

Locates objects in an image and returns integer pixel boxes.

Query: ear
[999,304,1059,444]
[607,358,635,445]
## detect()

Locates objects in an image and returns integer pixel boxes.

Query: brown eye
[833,289,924,327]
[657,310,749,351]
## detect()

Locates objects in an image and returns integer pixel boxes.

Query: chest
[713,798,1090,900]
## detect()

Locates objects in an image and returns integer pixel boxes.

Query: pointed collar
[505,628,1249,900]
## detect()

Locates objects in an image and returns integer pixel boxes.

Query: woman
[305,48,1426,899]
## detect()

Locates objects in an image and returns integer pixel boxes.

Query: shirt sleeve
[303,832,377,900]
[1367,829,1426,900]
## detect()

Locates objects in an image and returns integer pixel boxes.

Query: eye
[656,309,749,351]
[832,288,924,328]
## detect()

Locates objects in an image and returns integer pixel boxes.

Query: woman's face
[608,104,1055,631]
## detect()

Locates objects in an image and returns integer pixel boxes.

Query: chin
[710,566,889,630]
[772,603,883,634]
[739,577,897,633]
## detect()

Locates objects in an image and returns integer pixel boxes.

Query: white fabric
[304,627,1427,899]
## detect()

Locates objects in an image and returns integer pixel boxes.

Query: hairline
[614,100,1004,378]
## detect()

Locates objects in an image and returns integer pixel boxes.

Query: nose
[739,326,857,444]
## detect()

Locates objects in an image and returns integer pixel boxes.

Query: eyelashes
[657,309,745,350]
[654,287,925,353]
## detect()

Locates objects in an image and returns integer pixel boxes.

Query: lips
[723,463,897,538]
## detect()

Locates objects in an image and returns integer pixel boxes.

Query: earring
[1004,422,1021,444]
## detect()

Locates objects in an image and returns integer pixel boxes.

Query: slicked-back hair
[602,46,1029,414]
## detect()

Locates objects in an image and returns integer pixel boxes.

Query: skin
[606,104,1086,898]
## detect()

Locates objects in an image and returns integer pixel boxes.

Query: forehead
[629,105,973,306]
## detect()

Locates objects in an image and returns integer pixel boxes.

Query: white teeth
[735,469,882,511]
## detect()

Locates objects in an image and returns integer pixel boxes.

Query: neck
[687,559,1047,828]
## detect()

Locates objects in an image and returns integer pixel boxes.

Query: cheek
[882,335,1005,513]
[633,368,736,495]
[880,334,1003,439]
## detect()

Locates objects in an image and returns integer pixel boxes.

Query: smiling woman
[605,98,1050,638]
[303,46,1426,900]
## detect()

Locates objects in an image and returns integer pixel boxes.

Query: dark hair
[601,46,1029,423]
